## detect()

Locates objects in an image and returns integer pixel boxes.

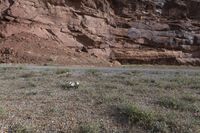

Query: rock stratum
[0,0,200,66]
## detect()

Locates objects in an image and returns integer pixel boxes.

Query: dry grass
[0,66,199,132]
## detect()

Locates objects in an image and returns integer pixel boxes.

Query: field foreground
[0,65,199,133]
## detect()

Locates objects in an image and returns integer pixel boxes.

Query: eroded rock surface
[0,0,199,65]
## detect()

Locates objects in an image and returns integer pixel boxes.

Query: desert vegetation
[0,66,199,132]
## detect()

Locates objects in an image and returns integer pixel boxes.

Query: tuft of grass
[104,84,118,89]
[17,66,24,70]
[157,97,182,110]
[86,69,100,76]
[20,72,35,78]
[27,82,36,88]
[8,124,33,133]
[190,85,200,90]
[181,95,199,103]
[55,69,70,75]
[157,97,200,113]
[116,104,155,129]
[103,95,124,104]
[115,104,195,133]
[123,80,136,86]
[25,91,37,96]
[0,106,6,117]
[43,106,59,116]
[79,123,100,133]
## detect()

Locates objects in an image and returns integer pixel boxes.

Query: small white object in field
[75,81,80,86]
[65,81,80,89]
[155,9,162,14]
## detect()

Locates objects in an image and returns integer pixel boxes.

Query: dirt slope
[0,0,200,65]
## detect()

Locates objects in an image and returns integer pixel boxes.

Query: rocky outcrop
[0,0,199,65]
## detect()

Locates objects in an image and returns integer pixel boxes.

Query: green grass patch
[55,69,70,75]
[27,82,36,88]
[85,69,100,76]
[8,124,33,133]
[115,104,196,133]
[181,95,199,103]
[25,91,38,96]
[20,72,36,78]
[116,104,155,129]
[0,106,6,117]
[79,123,100,133]
[157,97,200,113]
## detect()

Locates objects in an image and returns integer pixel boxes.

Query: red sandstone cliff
[0,0,200,66]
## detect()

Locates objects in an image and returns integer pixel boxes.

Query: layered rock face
[0,0,200,65]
